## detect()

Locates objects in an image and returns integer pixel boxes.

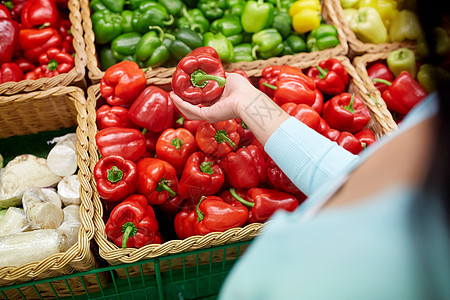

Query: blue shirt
[218,94,450,299]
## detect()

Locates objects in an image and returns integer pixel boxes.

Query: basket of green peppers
[82,0,348,83]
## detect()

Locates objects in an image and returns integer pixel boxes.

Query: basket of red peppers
[354,48,431,124]
[0,0,85,95]
[87,47,394,274]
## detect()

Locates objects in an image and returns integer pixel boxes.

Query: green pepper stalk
[155,177,177,197]
[178,7,210,33]
[190,70,227,88]
[121,222,138,248]
[214,129,236,148]
[196,196,207,221]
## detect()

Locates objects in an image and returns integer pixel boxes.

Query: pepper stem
[215,129,236,148]
[251,45,259,60]
[369,94,381,108]
[181,6,193,23]
[156,178,177,197]
[176,114,185,126]
[276,0,285,12]
[372,78,392,86]
[200,162,214,175]
[39,22,50,29]
[47,59,58,71]
[262,82,277,90]
[316,65,328,79]
[241,120,248,129]
[230,188,254,208]
[190,23,203,33]
[163,14,174,26]
[196,196,206,221]
[121,222,138,248]
[171,137,183,150]
[344,94,355,113]
[361,142,367,149]
[149,26,165,42]
[107,166,123,183]
[3,1,13,9]
[191,69,226,88]
[142,128,148,136]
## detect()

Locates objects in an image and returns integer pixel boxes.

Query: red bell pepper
[367,62,393,93]
[21,0,60,28]
[178,151,225,199]
[249,138,268,161]
[374,71,427,115]
[19,28,62,62]
[137,158,178,205]
[14,57,36,73]
[322,93,371,134]
[144,130,160,154]
[24,66,44,80]
[187,46,220,60]
[262,67,317,106]
[37,47,74,77]
[174,204,198,239]
[171,52,226,105]
[195,120,240,158]
[219,188,247,205]
[95,127,146,162]
[0,62,23,83]
[230,187,299,223]
[96,105,137,130]
[175,113,205,135]
[311,89,324,114]
[335,131,363,154]
[158,195,189,220]
[307,58,349,95]
[322,128,340,141]
[317,117,331,135]
[0,18,19,64]
[232,68,252,83]
[105,194,159,248]
[259,65,284,98]
[5,0,27,21]
[281,103,322,132]
[266,157,300,195]
[58,19,74,54]
[100,61,146,106]
[93,155,138,203]
[0,4,11,19]
[128,86,174,133]
[155,128,198,174]
[219,145,267,190]
[236,119,255,147]
[194,195,248,235]
[355,128,376,149]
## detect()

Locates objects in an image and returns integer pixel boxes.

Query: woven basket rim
[88,55,396,265]
[82,0,348,84]
[0,0,86,96]
[0,86,96,282]
[327,0,415,55]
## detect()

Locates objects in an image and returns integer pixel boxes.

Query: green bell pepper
[89,0,107,13]
[99,0,126,13]
[349,7,388,44]
[203,32,235,62]
[121,10,134,33]
[233,43,253,62]
[282,34,306,55]
[252,28,284,59]
[111,32,142,60]
[417,64,436,93]
[99,47,119,70]
[169,28,204,60]
[210,16,243,45]
[224,0,246,16]
[135,26,174,68]
[128,0,146,10]
[306,24,339,52]
[272,10,292,39]
[268,0,295,11]
[386,47,417,78]
[92,10,123,45]
[158,0,184,17]
[241,0,274,33]
[197,0,226,21]
[131,1,174,33]
[177,7,209,34]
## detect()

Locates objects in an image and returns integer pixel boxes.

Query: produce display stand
[0,0,87,96]
[0,87,107,299]
[326,0,415,57]
[81,0,349,84]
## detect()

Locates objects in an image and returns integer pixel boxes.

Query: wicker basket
[82,0,348,84]
[326,0,415,58]
[87,55,395,278]
[0,87,108,299]
[0,0,86,96]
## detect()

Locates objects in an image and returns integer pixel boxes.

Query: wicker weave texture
[0,0,86,96]
[0,87,105,299]
[326,0,415,57]
[82,0,348,84]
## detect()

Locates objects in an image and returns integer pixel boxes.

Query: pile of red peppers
[0,0,74,84]
[94,52,376,249]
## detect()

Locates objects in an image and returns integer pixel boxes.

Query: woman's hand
[170,73,261,123]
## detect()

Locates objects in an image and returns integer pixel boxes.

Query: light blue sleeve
[264,117,359,197]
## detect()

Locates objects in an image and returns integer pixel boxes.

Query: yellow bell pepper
[358,0,398,30]
[289,0,322,34]
[340,0,359,9]
[389,9,422,42]
[343,8,358,24]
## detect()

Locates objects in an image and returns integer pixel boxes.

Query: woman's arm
[170,73,358,196]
